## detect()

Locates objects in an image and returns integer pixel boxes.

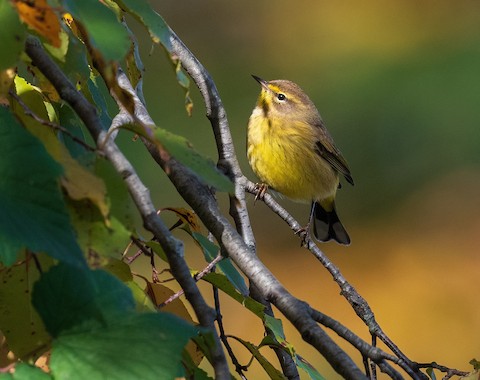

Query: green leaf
[191,331,218,369]
[95,158,136,230]
[32,263,135,337]
[50,312,197,380]
[57,103,91,163]
[264,314,286,341]
[470,359,480,370]
[0,1,26,70]
[113,0,171,50]
[68,199,131,258]
[145,240,168,262]
[154,128,233,192]
[121,123,233,192]
[202,272,265,318]
[263,315,324,379]
[101,258,156,311]
[0,107,85,267]
[426,367,437,380]
[113,0,193,113]
[295,355,326,380]
[63,0,130,62]
[87,75,113,127]
[229,336,287,380]
[44,29,69,62]
[192,232,248,295]
[182,350,214,380]
[171,58,193,116]
[124,24,145,93]
[0,253,53,360]
[127,280,156,312]
[102,257,133,282]
[0,363,52,380]
[59,31,91,92]
[13,76,111,222]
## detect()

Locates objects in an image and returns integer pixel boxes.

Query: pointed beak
[251,75,269,91]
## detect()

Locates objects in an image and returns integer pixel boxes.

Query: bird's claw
[294,226,311,247]
[253,183,268,204]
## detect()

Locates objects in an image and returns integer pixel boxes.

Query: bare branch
[244,181,429,379]
[168,28,303,379]
[168,29,256,250]
[108,64,366,379]
[214,287,248,380]
[415,362,469,379]
[160,253,224,307]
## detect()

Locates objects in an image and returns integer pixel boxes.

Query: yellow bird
[247,76,354,245]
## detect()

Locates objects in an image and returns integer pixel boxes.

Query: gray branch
[166,26,434,380]
[24,36,231,380]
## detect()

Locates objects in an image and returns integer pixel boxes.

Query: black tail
[313,202,350,245]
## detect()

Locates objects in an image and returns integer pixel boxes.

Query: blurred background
[122,1,480,378]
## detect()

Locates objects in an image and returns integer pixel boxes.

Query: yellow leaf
[161,207,201,232]
[13,0,61,47]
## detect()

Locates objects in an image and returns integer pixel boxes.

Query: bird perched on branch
[247,75,354,245]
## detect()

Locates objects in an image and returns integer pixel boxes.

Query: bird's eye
[277,93,286,101]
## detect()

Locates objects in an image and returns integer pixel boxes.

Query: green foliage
[0,0,206,375]
[191,231,248,295]
[203,272,265,318]
[32,263,134,337]
[112,0,193,113]
[0,107,85,267]
[0,1,26,70]
[153,127,234,192]
[50,312,196,380]
[121,122,234,192]
[229,336,287,380]
[0,0,329,378]
[63,0,130,62]
[30,263,197,379]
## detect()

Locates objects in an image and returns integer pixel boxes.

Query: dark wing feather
[313,122,354,186]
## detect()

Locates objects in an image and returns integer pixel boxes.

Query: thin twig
[125,249,143,264]
[160,253,224,307]
[310,308,406,379]
[130,236,153,257]
[214,286,248,380]
[415,362,469,379]
[370,335,378,380]
[244,181,428,379]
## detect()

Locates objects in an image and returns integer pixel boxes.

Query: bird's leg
[253,183,269,203]
[294,202,316,247]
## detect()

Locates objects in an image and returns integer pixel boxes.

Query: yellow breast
[247,108,339,202]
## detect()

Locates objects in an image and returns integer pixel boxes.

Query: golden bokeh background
[122,1,480,378]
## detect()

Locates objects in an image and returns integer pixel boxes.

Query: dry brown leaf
[13,0,61,47]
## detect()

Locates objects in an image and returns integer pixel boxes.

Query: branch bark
[24,36,231,380]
